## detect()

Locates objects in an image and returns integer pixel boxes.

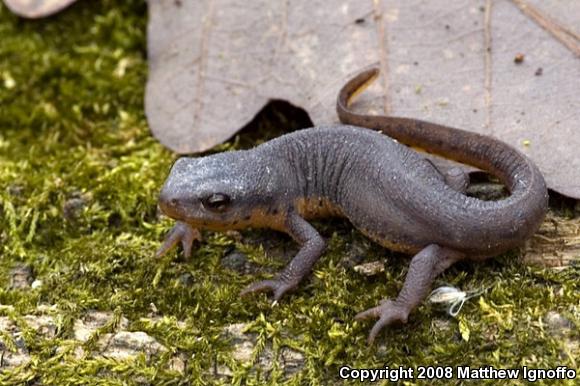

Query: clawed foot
[355,300,410,345]
[240,278,298,302]
[156,222,201,258]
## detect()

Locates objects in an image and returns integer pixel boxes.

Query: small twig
[510,0,580,57]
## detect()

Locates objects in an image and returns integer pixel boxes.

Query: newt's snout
[158,184,184,220]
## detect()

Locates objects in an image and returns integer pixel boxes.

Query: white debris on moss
[353,260,385,276]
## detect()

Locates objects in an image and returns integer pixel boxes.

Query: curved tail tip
[337,66,381,112]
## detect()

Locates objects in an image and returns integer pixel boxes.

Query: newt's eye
[202,193,231,212]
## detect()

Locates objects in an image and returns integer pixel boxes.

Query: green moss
[0,1,578,385]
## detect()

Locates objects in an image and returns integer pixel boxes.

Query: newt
[156,67,548,343]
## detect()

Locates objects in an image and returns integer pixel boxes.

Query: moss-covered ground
[0,1,578,384]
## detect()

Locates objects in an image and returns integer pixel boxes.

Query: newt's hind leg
[425,159,469,193]
[356,244,464,344]
[444,167,469,193]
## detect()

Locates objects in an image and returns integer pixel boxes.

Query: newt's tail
[336,67,548,255]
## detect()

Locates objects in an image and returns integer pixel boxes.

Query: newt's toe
[355,300,409,345]
[156,222,201,258]
[240,279,297,301]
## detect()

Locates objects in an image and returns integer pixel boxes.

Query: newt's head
[158,152,277,230]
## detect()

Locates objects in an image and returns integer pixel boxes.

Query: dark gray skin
[157,67,548,344]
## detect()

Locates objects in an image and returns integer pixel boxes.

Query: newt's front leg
[356,244,464,344]
[156,221,201,258]
[240,211,326,301]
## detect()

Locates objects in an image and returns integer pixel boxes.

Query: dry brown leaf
[3,0,78,18]
[146,0,378,153]
[146,0,580,198]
